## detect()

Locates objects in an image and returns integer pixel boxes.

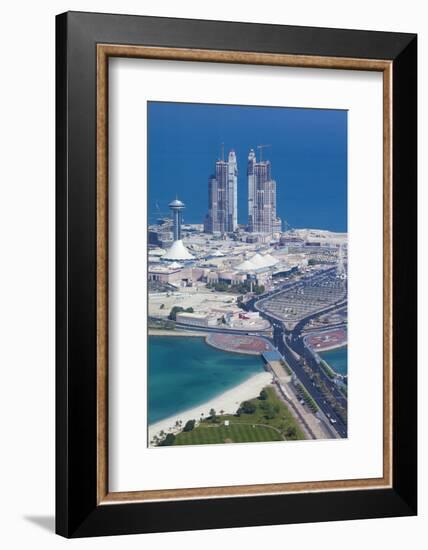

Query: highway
[157,266,348,438]
[245,268,348,438]
[173,322,270,337]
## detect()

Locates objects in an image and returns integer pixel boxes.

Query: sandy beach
[148,371,273,444]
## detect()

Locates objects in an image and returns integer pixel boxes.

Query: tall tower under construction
[204,149,238,234]
[247,148,256,230]
[247,148,281,234]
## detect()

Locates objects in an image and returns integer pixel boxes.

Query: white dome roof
[168,199,185,208]
[162,240,194,261]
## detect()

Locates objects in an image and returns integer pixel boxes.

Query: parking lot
[258,273,346,324]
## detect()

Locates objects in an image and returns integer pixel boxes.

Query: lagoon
[148,336,265,425]
[319,346,348,376]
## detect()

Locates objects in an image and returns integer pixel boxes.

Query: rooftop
[162,239,194,261]
[168,198,185,208]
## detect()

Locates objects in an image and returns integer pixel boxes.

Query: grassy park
[174,423,282,445]
[171,386,305,446]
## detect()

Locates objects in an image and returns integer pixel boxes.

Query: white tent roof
[237,252,279,272]
[236,259,257,272]
[263,253,279,266]
[250,253,269,267]
[162,240,194,261]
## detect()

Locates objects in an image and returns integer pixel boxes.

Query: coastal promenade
[274,382,334,440]
[263,352,336,440]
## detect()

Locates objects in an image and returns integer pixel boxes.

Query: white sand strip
[148,371,273,444]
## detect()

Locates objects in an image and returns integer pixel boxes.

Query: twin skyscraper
[204,147,281,236]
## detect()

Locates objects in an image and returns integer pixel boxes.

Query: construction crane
[257,144,271,162]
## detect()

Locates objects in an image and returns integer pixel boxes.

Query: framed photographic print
[56,11,417,537]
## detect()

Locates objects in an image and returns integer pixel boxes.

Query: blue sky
[147,102,347,232]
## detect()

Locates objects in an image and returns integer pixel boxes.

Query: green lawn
[170,386,305,446]
[174,423,282,445]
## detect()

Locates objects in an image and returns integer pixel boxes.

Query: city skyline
[204,146,282,235]
[148,101,347,232]
[147,100,348,447]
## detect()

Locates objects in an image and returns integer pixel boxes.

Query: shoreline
[318,345,347,376]
[148,328,208,337]
[149,329,272,356]
[148,371,273,444]
[315,342,347,353]
[205,339,260,355]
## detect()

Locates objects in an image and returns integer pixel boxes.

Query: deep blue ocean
[148,102,348,232]
[319,346,348,376]
[148,336,265,424]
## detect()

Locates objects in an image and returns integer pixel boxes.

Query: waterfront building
[204,149,238,234]
[247,150,282,234]
[176,311,218,328]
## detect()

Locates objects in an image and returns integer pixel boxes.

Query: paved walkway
[269,361,336,440]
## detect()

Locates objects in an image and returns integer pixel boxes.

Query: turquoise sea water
[148,336,265,425]
[319,346,348,376]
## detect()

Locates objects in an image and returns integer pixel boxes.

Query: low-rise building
[148,264,186,285]
[176,311,218,327]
